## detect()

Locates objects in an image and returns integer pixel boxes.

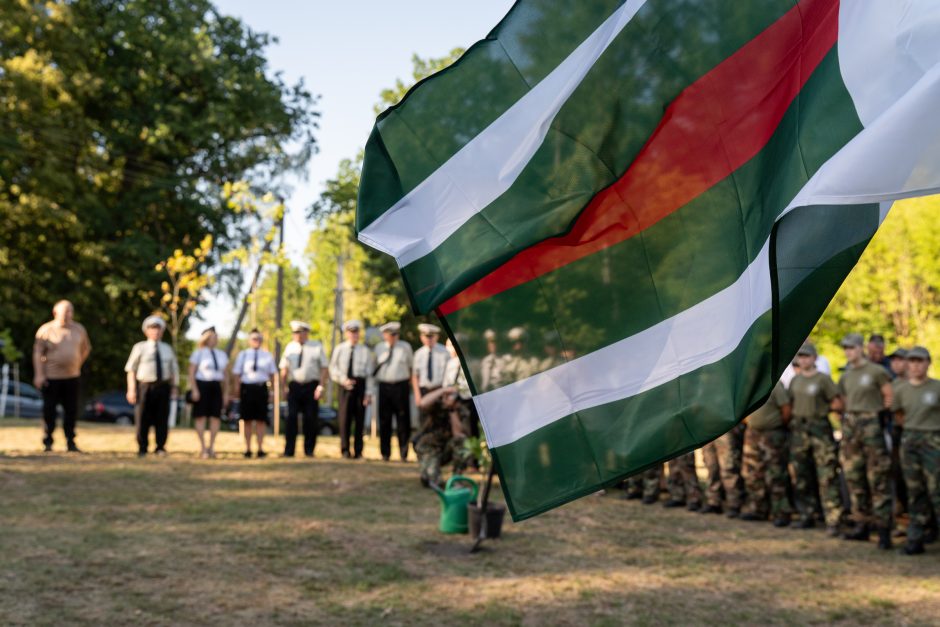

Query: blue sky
[194,1,515,336]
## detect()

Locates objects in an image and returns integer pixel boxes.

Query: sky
[193,1,515,337]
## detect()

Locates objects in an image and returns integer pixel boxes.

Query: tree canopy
[0,0,318,389]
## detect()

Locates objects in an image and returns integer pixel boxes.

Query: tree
[156,235,214,357]
[812,195,940,365]
[0,0,318,390]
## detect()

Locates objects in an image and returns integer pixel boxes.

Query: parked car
[224,399,339,435]
[83,391,135,425]
[0,381,47,418]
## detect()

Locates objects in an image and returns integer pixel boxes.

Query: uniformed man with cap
[329,319,375,459]
[373,321,413,461]
[741,381,793,525]
[412,323,449,405]
[279,320,328,457]
[838,332,894,548]
[788,341,846,534]
[891,346,940,554]
[479,329,505,393]
[501,326,540,384]
[125,315,179,456]
[888,347,910,525]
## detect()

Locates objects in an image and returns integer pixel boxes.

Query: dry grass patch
[1,419,939,626]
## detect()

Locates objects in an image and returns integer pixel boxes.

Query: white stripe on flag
[358,0,649,266]
[475,241,774,449]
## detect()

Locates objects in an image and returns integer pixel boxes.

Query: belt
[845,411,878,419]
[242,382,268,388]
[290,379,319,386]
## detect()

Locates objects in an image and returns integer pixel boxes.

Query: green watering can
[433,475,479,534]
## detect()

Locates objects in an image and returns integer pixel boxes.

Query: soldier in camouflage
[664,452,702,511]
[788,342,847,535]
[414,386,472,488]
[700,424,746,517]
[741,381,793,526]
[624,464,664,504]
[501,327,540,383]
[891,346,940,555]
[838,333,894,549]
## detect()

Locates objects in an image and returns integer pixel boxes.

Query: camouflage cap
[840,333,864,348]
[887,347,908,359]
[507,326,527,341]
[906,346,931,361]
[797,342,817,357]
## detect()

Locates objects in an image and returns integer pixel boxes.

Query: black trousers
[378,381,411,460]
[136,381,170,453]
[42,377,80,446]
[285,380,318,456]
[339,378,366,457]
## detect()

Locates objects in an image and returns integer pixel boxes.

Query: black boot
[899,540,925,555]
[725,508,741,519]
[663,499,686,508]
[772,516,791,528]
[623,491,643,500]
[843,524,870,541]
[877,527,893,550]
[793,517,815,529]
[642,495,658,505]
[700,504,722,515]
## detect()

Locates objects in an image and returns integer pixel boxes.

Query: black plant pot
[467,502,507,539]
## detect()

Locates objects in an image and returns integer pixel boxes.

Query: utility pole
[328,253,345,406]
[225,238,273,357]
[273,204,285,436]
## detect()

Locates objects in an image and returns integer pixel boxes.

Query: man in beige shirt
[33,300,91,452]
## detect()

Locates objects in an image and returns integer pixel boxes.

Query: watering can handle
[445,475,479,500]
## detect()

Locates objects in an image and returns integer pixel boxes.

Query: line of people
[622,333,939,557]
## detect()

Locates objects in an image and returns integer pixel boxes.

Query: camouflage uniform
[501,351,540,384]
[789,371,845,527]
[839,360,892,529]
[892,377,940,545]
[667,452,702,506]
[415,397,472,486]
[625,464,663,501]
[742,382,792,520]
[702,425,746,511]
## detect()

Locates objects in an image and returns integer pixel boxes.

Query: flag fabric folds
[357,0,940,520]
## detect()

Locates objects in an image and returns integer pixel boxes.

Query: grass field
[1,419,938,626]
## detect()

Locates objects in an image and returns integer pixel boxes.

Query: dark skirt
[193,379,223,418]
[240,383,269,423]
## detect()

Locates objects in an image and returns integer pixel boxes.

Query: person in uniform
[187,326,228,459]
[125,316,179,457]
[624,465,664,504]
[414,386,472,488]
[868,334,892,373]
[412,323,449,405]
[888,347,910,532]
[838,332,894,548]
[788,342,846,535]
[501,327,540,384]
[891,346,940,555]
[33,300,91,452]
[479,329,505,393]
[700,424,746,516]
[329,320,374,459]
[741,381,793,526]
[232,329,277,458]
[664,452,703,511]
[279,320,328,458]
[373,321,414,461]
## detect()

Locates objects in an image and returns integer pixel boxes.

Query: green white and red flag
[357,0,940,520]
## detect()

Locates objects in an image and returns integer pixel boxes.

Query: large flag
[358,0,940,520]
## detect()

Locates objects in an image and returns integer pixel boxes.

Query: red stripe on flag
[439,0,839,316]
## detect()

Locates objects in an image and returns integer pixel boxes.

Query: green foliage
[0,0,318,391]
[812,196,940,367]
[374,48,465,114]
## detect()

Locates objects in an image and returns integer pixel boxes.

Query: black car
[83,390,136,425]
[224,399,339,435]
